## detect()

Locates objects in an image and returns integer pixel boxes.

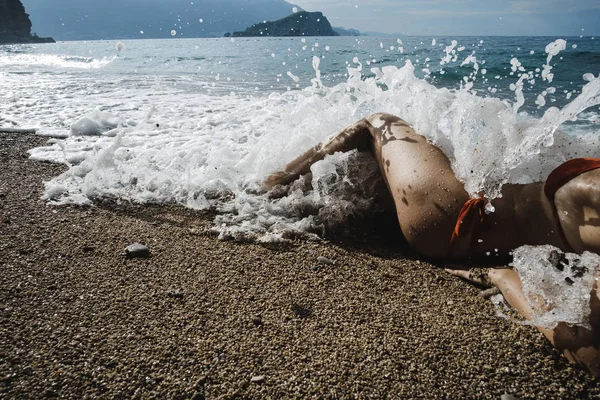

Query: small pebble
[238,379,250,389]
[194,375,207,388]
[501,394,517,400]
[250,375,265,384]
[317,256,334,265]
[167,289,184,299]
[190,392,205,400]
[124,243,151,258]
[480,287,501,299]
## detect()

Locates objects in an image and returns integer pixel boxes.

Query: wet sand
[1,132,599,399]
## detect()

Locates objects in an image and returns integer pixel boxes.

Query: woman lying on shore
[264,113,600,377]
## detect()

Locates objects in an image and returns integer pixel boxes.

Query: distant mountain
[0,0,54,43]
[362,31,407,37]
[232,11,338,37]
[333,26,360,36]
[20,0,303,41]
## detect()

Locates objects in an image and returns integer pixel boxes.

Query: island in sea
[230,11,339,37]
[0,0,54,44]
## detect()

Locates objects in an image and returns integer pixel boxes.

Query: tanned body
[265,113,600,377]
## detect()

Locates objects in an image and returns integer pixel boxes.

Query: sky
[289,0,600,36]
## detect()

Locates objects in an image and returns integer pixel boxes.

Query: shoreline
[1,132,598,399]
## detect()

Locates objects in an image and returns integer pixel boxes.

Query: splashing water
[542,39,567,83]
[24,38,600,240]
[498,246,600,329]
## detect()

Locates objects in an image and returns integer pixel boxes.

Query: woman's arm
[446,267,600,378]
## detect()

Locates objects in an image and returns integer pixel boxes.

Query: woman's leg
[264,113,433,189]
[264,113,473,259]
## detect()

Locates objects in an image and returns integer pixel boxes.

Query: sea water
[1,36,599,324]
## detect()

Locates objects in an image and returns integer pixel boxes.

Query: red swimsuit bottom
[449,158,600,254]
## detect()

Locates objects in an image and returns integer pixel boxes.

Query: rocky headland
[0,0,54,44]
[232,11,339,37]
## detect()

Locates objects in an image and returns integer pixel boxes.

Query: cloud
[508,0,600,14]
[292,0,600,15]
[290,0,472,8]
[391,8,503,18]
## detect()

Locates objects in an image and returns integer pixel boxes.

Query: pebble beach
[1,132,599,399]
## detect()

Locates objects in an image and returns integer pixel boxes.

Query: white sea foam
[509,246,600,329]
[70,109,132,136]
[0,53,114,70]
[26,58,600,238]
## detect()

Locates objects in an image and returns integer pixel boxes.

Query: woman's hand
[445,265,600,378]
[444,265,516,289]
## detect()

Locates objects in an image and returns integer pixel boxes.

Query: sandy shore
[1,132,599,399]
